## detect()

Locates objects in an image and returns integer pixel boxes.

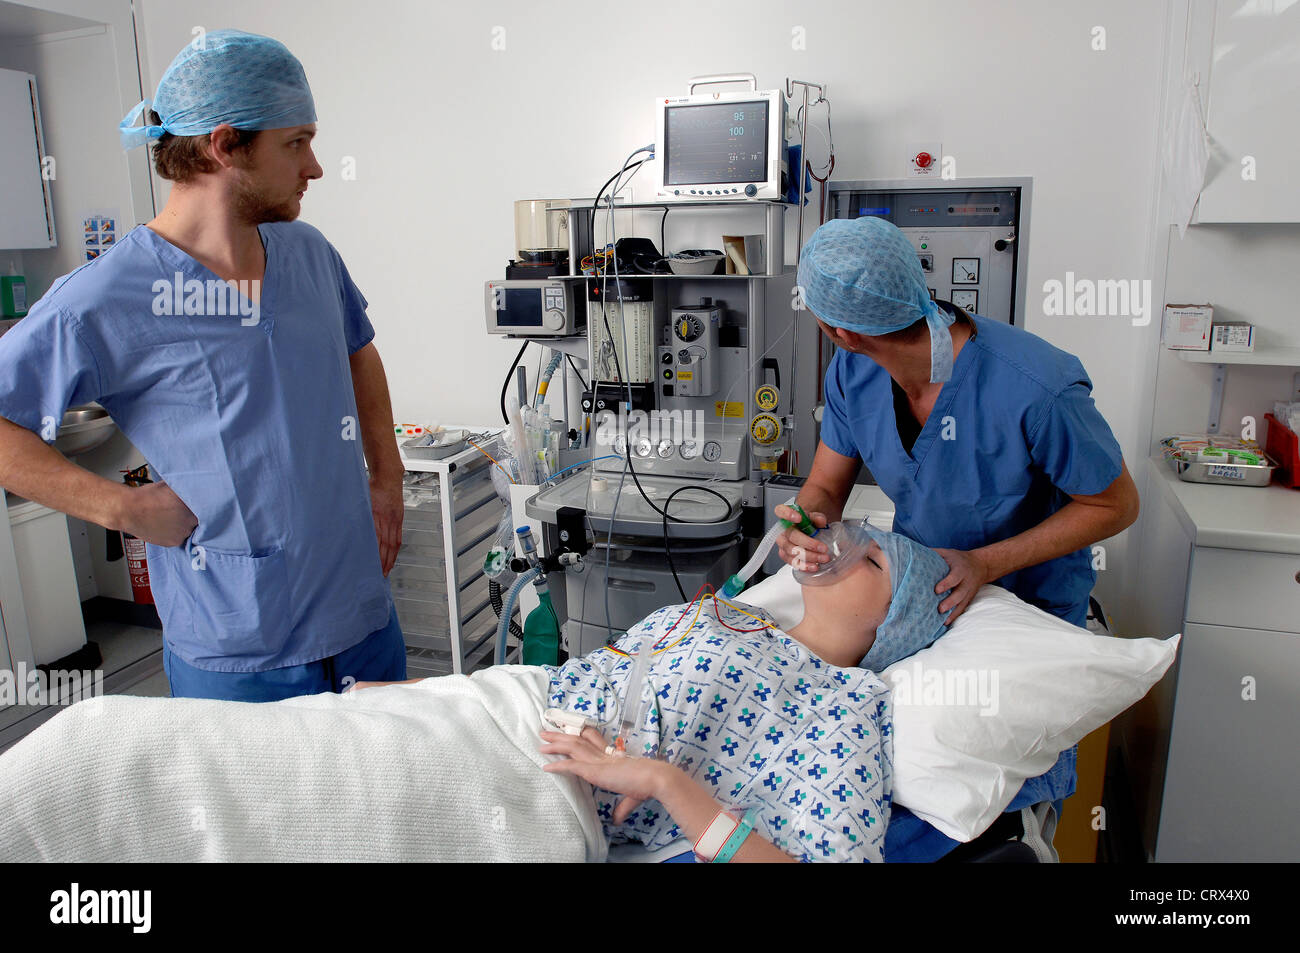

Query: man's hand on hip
[118,482,199,546]
[369,475,403,575]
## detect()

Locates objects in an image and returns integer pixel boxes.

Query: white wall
[131,0,1171,624]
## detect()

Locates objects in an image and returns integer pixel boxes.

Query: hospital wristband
[694,811,740,863]
[712,809,758,864]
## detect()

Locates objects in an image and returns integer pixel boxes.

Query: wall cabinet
[1195,0,1300,223]
[0,66,55,248]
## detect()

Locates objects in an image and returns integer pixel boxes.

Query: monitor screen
[664,101,769,186]
[501,288,543,327]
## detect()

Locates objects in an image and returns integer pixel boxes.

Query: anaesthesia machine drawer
[1185,547,1300,634]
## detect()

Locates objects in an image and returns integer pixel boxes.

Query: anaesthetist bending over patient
[0,31,407,701]
[0,524,950,863]
[775,216,1141,838]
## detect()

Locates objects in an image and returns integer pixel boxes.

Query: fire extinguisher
[105,463,155,605]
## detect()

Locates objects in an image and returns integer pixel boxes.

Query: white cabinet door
[1157,621,1300,861]
[0,67,55,249]
[1196,0,1300,222]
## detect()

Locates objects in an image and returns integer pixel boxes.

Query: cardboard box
[1162,303,1212,350]
[1211,321,1255,352]
[723,234,766,275]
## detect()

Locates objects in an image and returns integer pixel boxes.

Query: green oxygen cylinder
[522,583,561,666]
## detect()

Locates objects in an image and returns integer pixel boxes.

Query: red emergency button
[914,151,933,169]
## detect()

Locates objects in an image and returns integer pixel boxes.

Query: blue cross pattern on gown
[543,600,894,862]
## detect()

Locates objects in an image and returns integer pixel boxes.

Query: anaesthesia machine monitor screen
[664,101,769,185]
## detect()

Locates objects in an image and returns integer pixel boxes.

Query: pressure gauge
[950,289,978,312]
[750,413,782,445]
[679,440,700,460]
[951,258,980,284]
[702,441,723,463]
[755,384,780,412]
[634,437,653,458]
[613,435,627,456]
[656,439,675,459]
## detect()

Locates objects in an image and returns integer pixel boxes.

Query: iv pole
[785,79,828,475]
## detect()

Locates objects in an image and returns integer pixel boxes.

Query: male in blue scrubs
[778,215,1139,848]
[0,31,406,701]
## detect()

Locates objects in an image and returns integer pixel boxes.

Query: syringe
[614,633,655,755]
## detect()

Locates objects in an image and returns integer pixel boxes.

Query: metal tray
[1164,452,1277,487]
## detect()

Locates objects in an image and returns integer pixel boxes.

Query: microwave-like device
[484,279,585,337]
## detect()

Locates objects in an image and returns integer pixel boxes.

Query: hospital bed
[0,576,1169,863]
[601,583,1116,865]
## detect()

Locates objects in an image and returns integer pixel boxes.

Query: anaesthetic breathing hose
[535,352,563,409]
[489,579,525,644]
[720,502,820,599]
[495,567,541,666]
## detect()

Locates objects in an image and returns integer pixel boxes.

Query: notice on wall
[82,210,119,261]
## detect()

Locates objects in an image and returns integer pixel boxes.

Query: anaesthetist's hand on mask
[933,547,992,624]
[774,504,830,569]
[369,474,403,576]
[119,481,199,547]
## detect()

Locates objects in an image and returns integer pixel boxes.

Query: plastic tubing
[720,501,820,598]
[495,566,541,666]
[720,522,785,598]
[535,351,563,409]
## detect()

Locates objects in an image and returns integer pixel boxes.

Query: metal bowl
[54,403,117,456]
[666,250,725,275]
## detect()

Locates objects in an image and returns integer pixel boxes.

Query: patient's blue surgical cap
[797,217,956,383]
[856,525,954,672]
[120,30,316,150]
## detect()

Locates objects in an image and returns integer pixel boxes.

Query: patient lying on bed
[363,523,955,863]
[0,525,953,863]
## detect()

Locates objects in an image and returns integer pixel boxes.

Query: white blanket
[0,665,607,862]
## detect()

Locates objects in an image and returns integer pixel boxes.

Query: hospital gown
[545,601,893,863]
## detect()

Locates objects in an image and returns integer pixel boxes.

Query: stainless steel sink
[54,403,117,456]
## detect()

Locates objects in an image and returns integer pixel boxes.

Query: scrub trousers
[163,604,407,702]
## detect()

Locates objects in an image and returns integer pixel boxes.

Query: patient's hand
[539,727,677,824]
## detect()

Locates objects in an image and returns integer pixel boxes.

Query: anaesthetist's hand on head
[932,547,993,624]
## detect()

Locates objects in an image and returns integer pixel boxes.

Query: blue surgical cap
[797,217,956,383]
[120,30,316,150]
[856,525,954,672]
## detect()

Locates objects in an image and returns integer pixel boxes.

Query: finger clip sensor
[543,707,595,736]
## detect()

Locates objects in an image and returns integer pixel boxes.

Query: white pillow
[737,568,1179,842]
